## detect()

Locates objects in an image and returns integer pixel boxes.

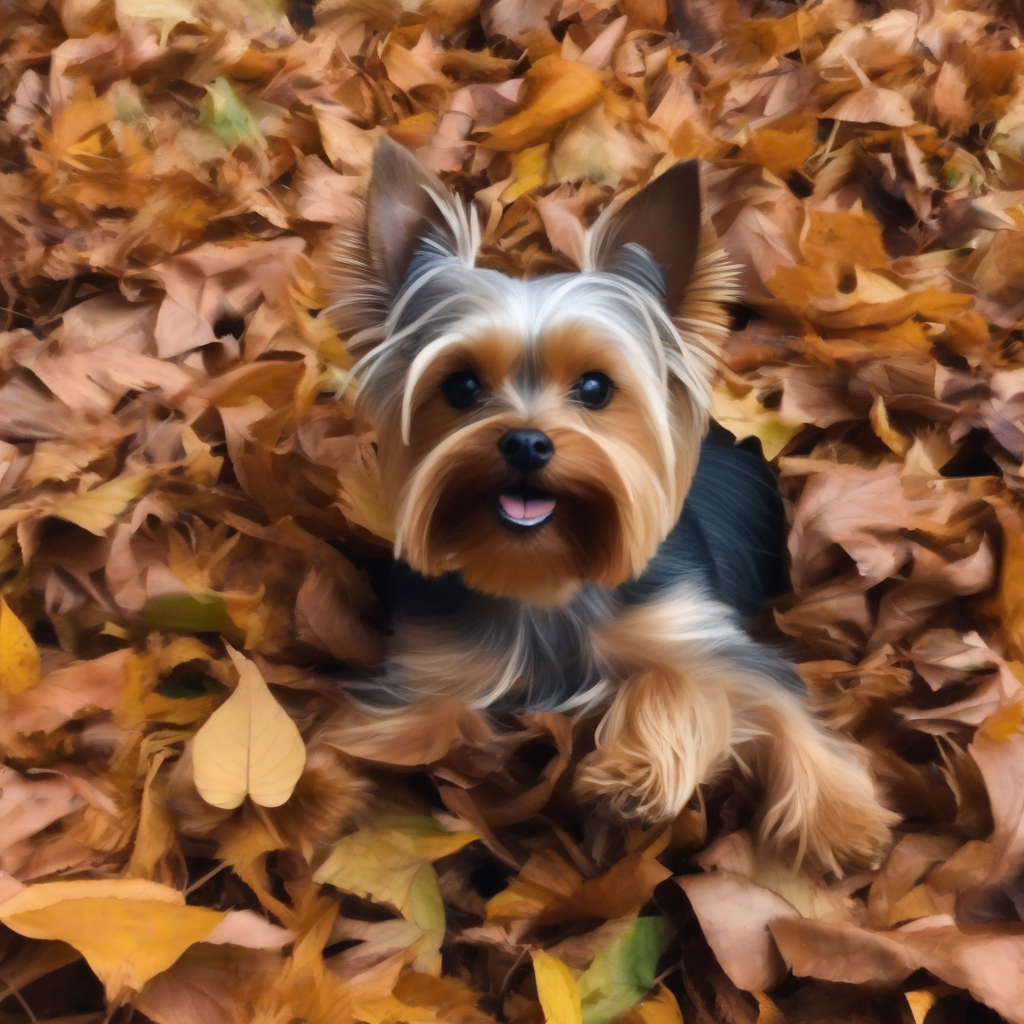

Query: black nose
[498,429,554,472]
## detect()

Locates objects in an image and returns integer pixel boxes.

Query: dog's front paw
[574,746,688,823]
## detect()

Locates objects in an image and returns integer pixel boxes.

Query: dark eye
[573,372,613,409]
[441,370,483,410]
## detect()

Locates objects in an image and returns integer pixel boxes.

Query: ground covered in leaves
[5,0,1024,1021]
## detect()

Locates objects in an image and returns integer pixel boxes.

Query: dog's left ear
[593,161,703,315]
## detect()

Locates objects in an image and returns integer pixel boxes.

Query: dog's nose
[498,429,554,472]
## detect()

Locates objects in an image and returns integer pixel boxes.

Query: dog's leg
[575,589,896,872]
[725,673,898,873]
[574,660,734,822]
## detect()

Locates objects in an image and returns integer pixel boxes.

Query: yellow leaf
[315,813,478,976]
[978,697,1024,743]
[314,811,477,917]
[869,395,910,456]
[191,646,307,810]
[621,986,684,1024]
[532,950,582,1024]
[337,438,395,543]
[483,55,602,151]
[404,862,446,974]
[502,143,550,202]
[0,595,40,696]
[50,471,151,536]
[712,385,803,460]
[905,990,938,1024]
[0,880,224,999]
[754,992,785,1024]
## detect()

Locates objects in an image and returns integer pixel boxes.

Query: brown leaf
[538,830,672,925]
[677,870,797,992]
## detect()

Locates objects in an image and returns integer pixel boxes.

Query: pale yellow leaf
[712,386,803,460]
[532,950,582,1024]
[824,86,915,127]
[870,394,910,456]
[191,646,306,810]
[0,879,224,999]
[315,813,478,976]
[50,471,151,536]
[0,595,40,696]
[314,811,478,913]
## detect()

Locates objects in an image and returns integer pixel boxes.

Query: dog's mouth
[495,484,556,530]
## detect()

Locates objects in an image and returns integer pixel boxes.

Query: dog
[325,137,897,873]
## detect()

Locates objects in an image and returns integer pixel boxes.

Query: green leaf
[578,916,673,1024]
[405,863,446,974]
[143,593,232,633]
[200,78,264,150]
[313,811,477,977]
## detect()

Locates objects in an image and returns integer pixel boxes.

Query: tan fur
[377,321,705,603]
[168,738,370,849]
[326,142,896,874]
[576,596,898,872]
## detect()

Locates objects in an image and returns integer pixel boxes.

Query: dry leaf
[825,87,916,126]
[532,950,583,1024]
[0,595,40,695]
[191,646,307,810]
[50,471,152,536]
[9,0,1024,1021]
[482,56,602,150]
[0,879,224,999]
[677,870,797,992]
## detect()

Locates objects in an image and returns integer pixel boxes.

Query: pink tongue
[499,493,556,522]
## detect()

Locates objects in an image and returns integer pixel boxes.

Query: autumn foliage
[4,0,1024,1021]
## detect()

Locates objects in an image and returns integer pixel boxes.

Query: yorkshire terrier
[326,137,897,873]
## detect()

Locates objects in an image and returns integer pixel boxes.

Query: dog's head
[330,138,735,604]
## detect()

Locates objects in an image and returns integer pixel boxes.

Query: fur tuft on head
[327,140,740,604]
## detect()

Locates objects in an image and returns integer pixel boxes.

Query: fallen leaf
[481,55,602,150]
[314,811,478,972]
[532,950,582,1024]
[191,646,306,810]
[577,916,672,1024]
[0,879,224,999]
[712,385,803,460]
[50,472,151,536]
[0,595,40,695]
[825,87,916,126]
[677,870,797,992]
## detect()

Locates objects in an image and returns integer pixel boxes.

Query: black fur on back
[342,425,798,713]
[622,422,790,615]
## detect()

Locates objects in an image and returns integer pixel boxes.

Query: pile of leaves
[7,0,1024,1020]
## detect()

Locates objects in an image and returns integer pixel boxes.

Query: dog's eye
[573,372,613,409]
[441,371,483,410]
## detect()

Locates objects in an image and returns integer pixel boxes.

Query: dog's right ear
[366,137,468,294]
